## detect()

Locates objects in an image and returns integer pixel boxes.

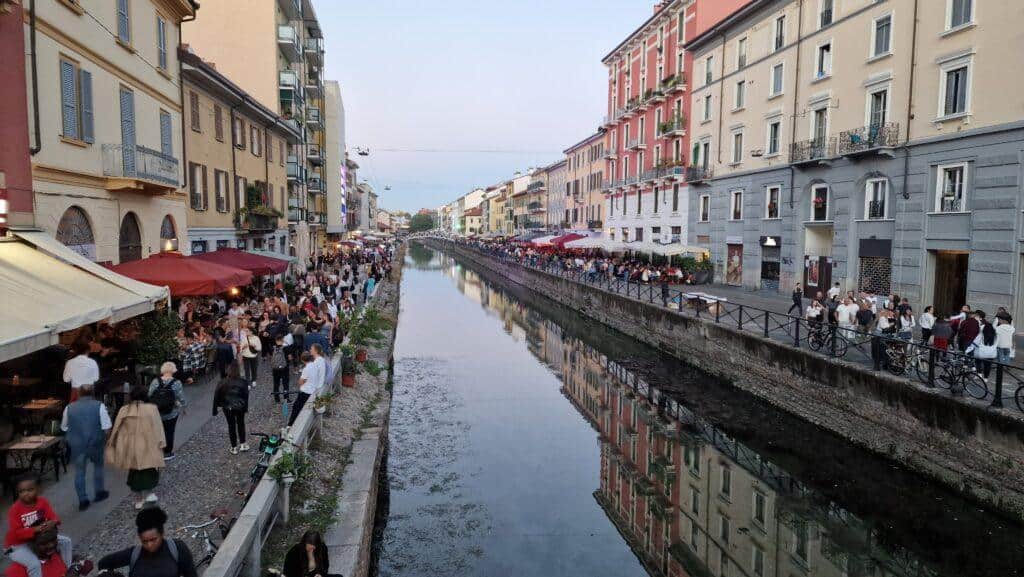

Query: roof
[684,0,769,53]
[464,207,483,217]
[564,131,607,154]
[601,0,683,64]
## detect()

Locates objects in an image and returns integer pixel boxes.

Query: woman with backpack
[212,363,250,455]
[106,386,166,509]
[97,507,198,577]
[148,362,186,461]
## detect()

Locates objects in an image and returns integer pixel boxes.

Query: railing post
[829,326,838,358]
[764,311,770,338]
[992,364,1005,408]
[245,525,262,577]
[872,336,881,371]
[737,305,743,330]
[926,348,936,387]
[715,302,721,323]
[794,319,801,347]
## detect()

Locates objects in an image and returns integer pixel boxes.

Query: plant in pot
[313,393,334,414]
[341,358,359,388]
[136,312,182,381]
[362,359,382,377]
[267,449,310,485]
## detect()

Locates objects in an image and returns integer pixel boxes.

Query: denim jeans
[997,347,1012,365]
[72,449,105,504]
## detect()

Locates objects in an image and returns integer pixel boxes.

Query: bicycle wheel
[914,355,933,384]
[1015,385,1024,412]
[831,336,849,358]
[961,372,988,400]
[808,333,823,352]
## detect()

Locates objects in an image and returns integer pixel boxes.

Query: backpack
[271,346,288,370]
[130,539,180,575]
[150,379,178,415]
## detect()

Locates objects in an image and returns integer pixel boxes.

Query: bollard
[280,475,295,524]
[794,319,801,347]
[926,348,936,387]
[992,364,1005,408]
[763,311,770,338]
[737,305,743,330]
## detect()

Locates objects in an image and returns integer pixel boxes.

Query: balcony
[304,38,324,66]
[603,149,618,160]
[626,138,646,151]
[528,201,545,213]
[623,97,640,118]
[305,74,323,98]
[790,137,836,167]
[640,168,661,183]
[658,116,686,137]
[661,73,687,93]
[307,211,326,226]
[526,181,545,192]
[307,144,323,165]
[624,175,640,186]
[287,207,305,223]
[867,200,887,220]
[101,144,178,193]
[279,70,304,116]
[307,177,323,194]
[685,166,713,184]
[236,211,279,232]
[277,25,300,62]
[306,107,322,131]
[837,122,900,159]
[646,88,666,104]
[286,156,306,182]
[587,220,603,230]
[278,0,301,20]
[661,164,686,180]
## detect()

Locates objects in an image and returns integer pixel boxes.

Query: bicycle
[180,509,232,568]
[240,432,289,500]
[806,324,849,357]
[928,355,988,400]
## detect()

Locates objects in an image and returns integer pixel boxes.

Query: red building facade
[0,0,33,231]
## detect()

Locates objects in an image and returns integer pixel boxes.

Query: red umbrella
[109,252,253,296]
[550,233,586,248]
[192,248,289,276]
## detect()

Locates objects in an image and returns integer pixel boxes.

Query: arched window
[160,215,178,252]
[119,212,143,263]
[56,206,96,260]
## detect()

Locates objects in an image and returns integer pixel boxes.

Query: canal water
[373,244,1023,577]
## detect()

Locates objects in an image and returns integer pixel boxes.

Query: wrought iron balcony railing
[837,122,900,157]
[790,137,836,165]
[102,144,178,188]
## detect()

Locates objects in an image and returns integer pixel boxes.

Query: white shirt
[299,362,320,395]
[312,355,328,394]
[919,312,935,330]
[60,400,112,432]
[996,323,1015,349]
[63,355,99,389]
[836,304,857,326]
[827,286,841,299]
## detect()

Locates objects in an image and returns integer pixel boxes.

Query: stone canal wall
[431,241,1024,522]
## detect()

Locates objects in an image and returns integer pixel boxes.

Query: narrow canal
[373,243,1023,577]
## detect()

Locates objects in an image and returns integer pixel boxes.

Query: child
[5,475,73,573]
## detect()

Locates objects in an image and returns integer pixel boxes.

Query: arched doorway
[119,212,143,263]
[56,206,96,261]
[160,215,178,252]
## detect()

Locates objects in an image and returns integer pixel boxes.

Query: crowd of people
[19,245,394,577]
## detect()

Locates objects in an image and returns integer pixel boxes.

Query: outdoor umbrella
[109,252,253,296]
[192,248,289,276]
[550,233,586,248]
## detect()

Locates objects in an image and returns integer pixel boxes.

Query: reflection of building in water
[441,255,937,577]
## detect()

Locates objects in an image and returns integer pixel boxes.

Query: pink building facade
[0,0,32,231]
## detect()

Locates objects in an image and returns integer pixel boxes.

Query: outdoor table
[13,398,63,434]
[0,435,65,483]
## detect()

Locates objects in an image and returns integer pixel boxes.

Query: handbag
[248,334,262,353]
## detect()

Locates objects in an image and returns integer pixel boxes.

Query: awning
[0,237,167,363]
[629,243,710,257]
[551,233,586,248]
[110,252,253,296]
[192,248,289,276]
[247,249,297,264]
[530,235,558,246]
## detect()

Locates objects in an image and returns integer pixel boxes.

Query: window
[812,107,829,143]
[753,491,767,524]
[873,14,892,57]
[267,136,273,163]
[815,42,832,78]
[636,190,642,214]
[159,110,172,156]
[653,187,659,213]
[690,522,699,548]
[719,549,729,577]
[189,91,200,132]
[819,0,833,28]
[702,94,712,122]
[773,15,786,51]
[720,465,733,497]
[737,37,747,68]
[811,184,830,221]
[233,118,245,149]
[868,87,889,127]
[947,0,973,29]
[936,163,967,212]
[766,185,781,218]
[672,184,680,212]
[635,227,643,242]
[156,16,167,69]
[189,162,207,210]
[766,119,781,155]
[794,522,810,562]
[699,195,710,222]
[213,105,224,141]
[59,59,94,143]
[731,131,743,164]
[752,548,765,577]
[705,56,714,85]
[279,141,285,166]
[116,0,131,44]
[866,178,888,219]
[940,60,970,117]
[215,169,228,212]
[770,63,784,96]
[734,80,745,109]
[250,126,262,156]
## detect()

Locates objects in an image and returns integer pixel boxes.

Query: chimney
[653,2,665,14]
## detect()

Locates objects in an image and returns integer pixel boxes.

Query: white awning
[628,242,710,257]
[0,232,170,363]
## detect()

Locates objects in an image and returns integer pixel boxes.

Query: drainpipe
[229,106,239,216]
[714,33,726,165]
[898,0,920,303]
[786,0,805,292]
[178,9,196,183]
[28,0,41,155]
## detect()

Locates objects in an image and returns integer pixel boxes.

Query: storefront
[760,236,782,290]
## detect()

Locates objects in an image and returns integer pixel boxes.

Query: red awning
[109,252,253,296]
[191,248,289,276]
[550,233,586,247]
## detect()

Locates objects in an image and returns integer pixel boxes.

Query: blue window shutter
[160,111,172,156]
[157,18,167,69]
[80,69,94,143]
[117,0,130,42]
[120,88,136,175]
[60,61,78,139]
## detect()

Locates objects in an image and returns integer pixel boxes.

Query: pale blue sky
[317,0,658,213]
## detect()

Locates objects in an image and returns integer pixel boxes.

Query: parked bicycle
[180,509,232,568]
[240,432,289,500]
[920,354,988,399]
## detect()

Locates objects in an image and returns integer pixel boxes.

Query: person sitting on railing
[97,508,197,577]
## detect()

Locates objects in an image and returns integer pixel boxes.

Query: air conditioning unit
[660,232,671,244]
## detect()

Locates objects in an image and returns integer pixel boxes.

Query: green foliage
[341,358,360,376]
[136,311,182,367]
[362,359,382,377]
[408,213,435,233]
[268,449,311,482]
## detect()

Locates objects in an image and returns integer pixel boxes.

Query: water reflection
[420,246,1020,577]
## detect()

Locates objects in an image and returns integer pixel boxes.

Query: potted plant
[341,358,359,388]
[313,393,334,414]
[268,449,310,484]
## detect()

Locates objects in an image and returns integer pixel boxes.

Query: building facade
[180,48,299,256]
[564,132,607,233]
[1,0,32,231]
[324,80,346,239]
[686,0,1023,315]
[181,0,326,266]
[544,160,568,231]
[28,0,197,264]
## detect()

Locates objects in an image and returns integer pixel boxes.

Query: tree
[408,213,435,233]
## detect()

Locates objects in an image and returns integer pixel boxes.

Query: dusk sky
[318,0,661,214]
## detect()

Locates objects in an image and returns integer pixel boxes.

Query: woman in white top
[994,314,1015,365]
[919,306,936,345]
[897,309,916,341]
[966,322,998,380]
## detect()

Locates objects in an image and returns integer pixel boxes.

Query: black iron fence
[439,238,1024,415]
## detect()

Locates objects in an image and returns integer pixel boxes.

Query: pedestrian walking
[213,363,250,455]
[271,334,292,403]
[106,386,166,509]
[239,322,261,388]
[148,362,186,461]
[59,383,111,510]
[62,341,99,403]
[97,508,199,577]
[788,283,803,315]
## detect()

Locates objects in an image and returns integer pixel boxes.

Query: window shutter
[955,69,967,113]
[190,92,200,131]
[79,69,93,143]
[202,165,209,210]
[160,111,172,156]
[214,105,223,141]
[157,18,167,69]
[119,88,136,175]
[188,163,198,208]
[267,135,273,162]
[60,61,78,139]
[117,0,130,42]
[944,71,956,115]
